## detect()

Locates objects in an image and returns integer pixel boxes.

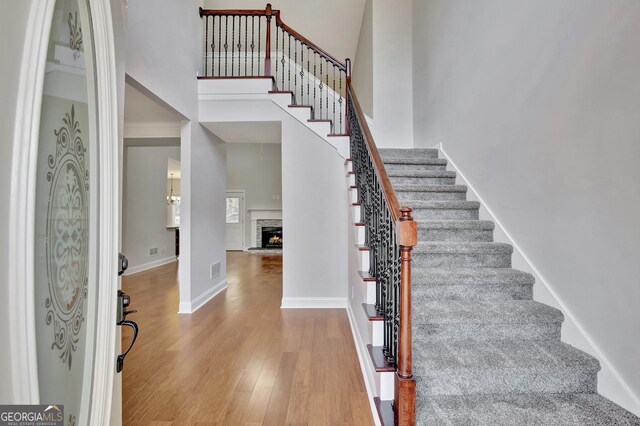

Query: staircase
[376,148,640,425]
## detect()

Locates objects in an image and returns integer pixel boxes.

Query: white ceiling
[204,0,366,63]
[202,121,282,144]
[124,82,183,124]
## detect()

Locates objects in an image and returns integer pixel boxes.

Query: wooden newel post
[396,207,416,426]
[345,58,351,135]
[265,3,273,76]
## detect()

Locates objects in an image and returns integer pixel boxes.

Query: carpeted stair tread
[418,220,494,230]
[394,184,467,193]
[413,300,562,324]
[410,200,480,210]
[412,268,535,286]
[412,340,600,377]
[416,393,640,426]
[382,157,447,165]
[387,170,456,178]
[379,148,439,159]
[414,241,513,254]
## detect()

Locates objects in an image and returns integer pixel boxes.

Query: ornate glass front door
[34,0,99,424]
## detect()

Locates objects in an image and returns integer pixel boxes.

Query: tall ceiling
[203,0,366,63]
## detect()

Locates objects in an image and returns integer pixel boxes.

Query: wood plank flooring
[122,252,373,425]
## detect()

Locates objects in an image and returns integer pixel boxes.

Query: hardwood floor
[121,252,373,425]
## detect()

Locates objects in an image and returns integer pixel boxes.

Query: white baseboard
[280,297,347,309]
[123,256,176,276]
[346,302,382,426]
[437,143,640,416]
[178,279,227,314]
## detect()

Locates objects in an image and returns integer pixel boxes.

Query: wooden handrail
[273,11,346,71]
[347,85,405,225]
[199,6,276,17]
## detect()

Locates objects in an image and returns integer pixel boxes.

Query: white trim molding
[178,279,227,314]
[280,297,347,309]
[122,257,177,276]
[8,0,56,404]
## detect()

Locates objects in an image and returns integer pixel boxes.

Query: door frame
[225,189,246,251]
[8,0,120,423]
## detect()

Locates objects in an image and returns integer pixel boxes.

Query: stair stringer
[436,142,640,417]
[198,78,349,158]
[344,159,392,426]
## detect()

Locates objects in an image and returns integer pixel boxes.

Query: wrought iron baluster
[294,38,297,100]
[332,66,336,134]
[275,23,278,86]
[244,16,248,76]
[319,58,323,119]
[325,60,329,123]
[257,16,261,75]
[237,15,242,75]
[211,16,216,77]
[299,42,304,105]
[204,15,209,76]
[313,52,317,118]
[231,15,235,76]
[281,28,285,93]
[307,46,310,109]
[251,16,255,75]
[288,34,291,93]
[339,70,343,134]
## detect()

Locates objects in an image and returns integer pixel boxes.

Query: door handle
[116,288,139,373]
[116,320,138,373]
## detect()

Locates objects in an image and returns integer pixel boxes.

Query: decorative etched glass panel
[226,197,240,224]
[34,0,97,424]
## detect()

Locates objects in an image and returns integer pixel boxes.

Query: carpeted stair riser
[398,191,466,202]
[413,252,511,268]
[413,322,561,343]
[413,283,533,301]
[379,148,439,159]
[385,162,447,172]
[419,227,493,242]
[416,366,598,396]
[390,176,456,185]
[412,301,562,342]
[415,394,640,426]
[412,207,479,221]
[412,341,600,395]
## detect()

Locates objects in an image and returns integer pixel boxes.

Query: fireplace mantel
[249,209,282,249]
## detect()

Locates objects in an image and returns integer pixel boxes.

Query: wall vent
[210,262,221,279]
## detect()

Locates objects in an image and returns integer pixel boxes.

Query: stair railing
[199,5,417,425]
[199,4,348,135]
[346,63,417,426]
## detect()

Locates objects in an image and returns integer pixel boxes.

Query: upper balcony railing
[199,5,348,135]
[199,5,417,425]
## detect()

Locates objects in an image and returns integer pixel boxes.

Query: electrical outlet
[210,262,221,279]
[149,247,158,256]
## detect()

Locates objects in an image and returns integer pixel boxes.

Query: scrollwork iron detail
[45,104,89,370]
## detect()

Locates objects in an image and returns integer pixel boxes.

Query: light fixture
[167,173,181,205]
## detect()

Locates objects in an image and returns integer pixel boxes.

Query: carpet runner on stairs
[379,148,640,426]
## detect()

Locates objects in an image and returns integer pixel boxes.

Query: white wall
[125,0,227,311]
[199,96,348,306]
[226,143,282,248]
[412,0,640,414]
[372,0,413,148]
[123,145,180,272]
[352,0,373,118]
[0,0,34,403]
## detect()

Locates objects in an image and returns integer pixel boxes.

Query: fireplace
[261,226,283,248]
